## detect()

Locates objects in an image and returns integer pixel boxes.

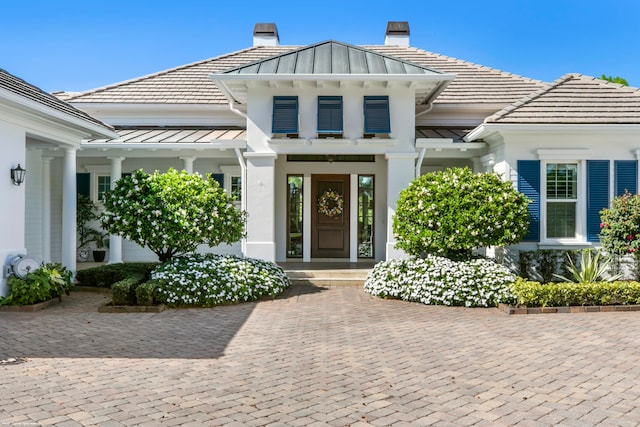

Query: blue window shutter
[76,173,90,197]
[587,160,610,242]
[210,173,224,189]
[317,96,343,133]
[272,96,298,133]
[615,160,637,196]
[363,96,390,133]
[517,160,540,242]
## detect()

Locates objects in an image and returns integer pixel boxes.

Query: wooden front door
[312,174,350,258]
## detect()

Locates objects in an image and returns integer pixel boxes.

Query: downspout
[415,147,426,178]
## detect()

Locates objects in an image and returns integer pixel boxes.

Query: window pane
[287,175,304,258]
[546,163,577,199]
[231,176,242,201]
[358,175,374,258]
[98,175,111,201]
[547,201,576,238]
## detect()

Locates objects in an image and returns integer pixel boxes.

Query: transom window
[546,163,577,239]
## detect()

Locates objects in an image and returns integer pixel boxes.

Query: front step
[285,269,371,287]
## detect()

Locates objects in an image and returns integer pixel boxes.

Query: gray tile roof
[365,46,548,105]
[218,41,445,76]
[61,44,547,106]
[0,68,113,131]
[84,127,247,143]
[486,74,640,124]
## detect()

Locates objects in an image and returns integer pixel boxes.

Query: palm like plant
[553,250,622,284]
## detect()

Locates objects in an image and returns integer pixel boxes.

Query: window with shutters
[317,96,343,137]
[363,96,390,135]
[272,96,298,135]
[545,163,578,239]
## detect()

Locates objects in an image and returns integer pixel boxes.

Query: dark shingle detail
[0,68,112,130]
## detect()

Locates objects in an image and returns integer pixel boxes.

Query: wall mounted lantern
[10,164,26,186]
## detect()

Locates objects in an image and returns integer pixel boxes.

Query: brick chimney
[253,23,279,47]
[385,21,410,47]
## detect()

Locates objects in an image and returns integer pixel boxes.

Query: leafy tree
[101,168,245,262]
[600,191,640,256]
[599,74,629,86]
[393,167,530,259]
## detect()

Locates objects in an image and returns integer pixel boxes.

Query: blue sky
[1,0,638,93]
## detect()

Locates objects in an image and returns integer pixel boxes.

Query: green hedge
[111,274,147,306]
[76,263,157,288]
[513,278,640,307]
[135,280,161,306]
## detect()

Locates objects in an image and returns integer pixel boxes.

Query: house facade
[4,21,640,294]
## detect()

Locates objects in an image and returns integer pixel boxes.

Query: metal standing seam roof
[415,127,474,142]
[486,74,640,124]
[83,127,247,144]
[217,40,445,76]
[58,44,548,106]
[0,68,114,131]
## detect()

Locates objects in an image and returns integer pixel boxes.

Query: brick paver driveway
[2,287,640,426]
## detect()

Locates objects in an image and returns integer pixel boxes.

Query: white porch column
[108,156,124,264]
[302,174,312,262]
[244,152,276,261]
[180,157,195,174]
[61,148,77,275]
[385,152,418,260]
[349,173,358,263]
[41,156,53,262]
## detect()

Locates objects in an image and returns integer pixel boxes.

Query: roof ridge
[64,46,272,101]
[580,73,640,93]
[214,40,446,75]
[485,73,575,123]
[365,45,549,86]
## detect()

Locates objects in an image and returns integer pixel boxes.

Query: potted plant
[77,195,98,262]
[91,230,109,262]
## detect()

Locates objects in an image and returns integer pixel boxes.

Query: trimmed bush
[364,255,517,307]
[393,167,530,259]
[111,274,146,306]
[513,278,640,307]
[600,191,640,256]
[75,263,157,288]
[150,254,290,307]
[101,168,245,262]
[135,280,161,306]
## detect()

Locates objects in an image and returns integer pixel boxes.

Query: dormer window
[317,96,343,137]
[363,96,390,134]
[272,96,298,136]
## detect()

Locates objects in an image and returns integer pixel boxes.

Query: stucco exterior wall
[0,121,26,296]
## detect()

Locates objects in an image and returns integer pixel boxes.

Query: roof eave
[0,88,117,139]
[465,123,640,142]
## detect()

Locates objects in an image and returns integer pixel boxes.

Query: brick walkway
[1,287,640,426]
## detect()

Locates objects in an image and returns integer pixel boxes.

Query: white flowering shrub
[364,255,517,307]
[150,254,290,307]
[101,168,245,262]
[393,167,530,259]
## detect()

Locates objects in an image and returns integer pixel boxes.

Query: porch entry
[311,174,350,258]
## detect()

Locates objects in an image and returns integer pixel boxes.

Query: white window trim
[81,165,111,204]
[540,160,586,245]
[220,165,241,204]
